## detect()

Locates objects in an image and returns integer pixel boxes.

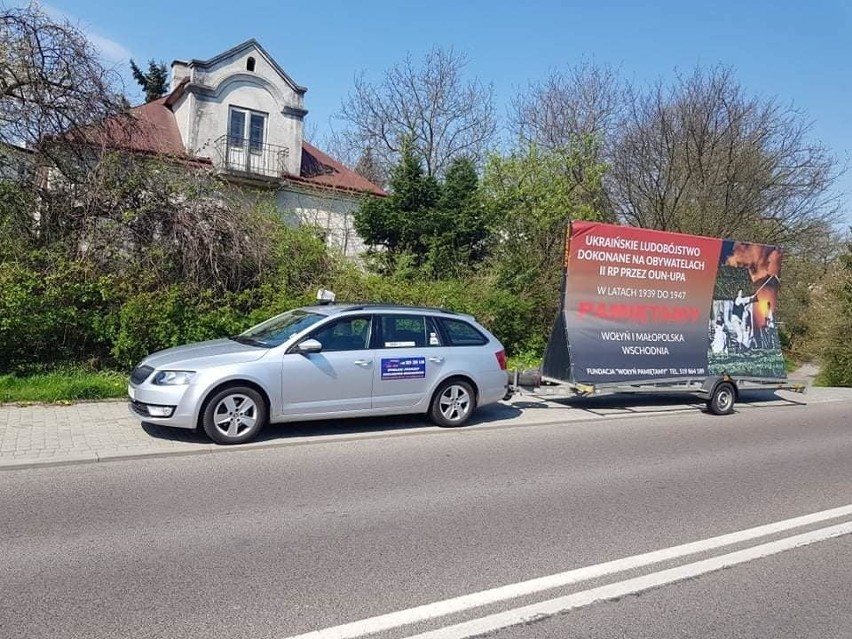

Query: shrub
[325,264,549,356]
[0,256,113,371]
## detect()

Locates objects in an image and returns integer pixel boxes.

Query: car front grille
[130,365,154,385]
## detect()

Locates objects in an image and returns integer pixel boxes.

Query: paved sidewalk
[0,400,212,467]
[0,386,847,471]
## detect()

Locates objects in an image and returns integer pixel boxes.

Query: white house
[106,39,383,257]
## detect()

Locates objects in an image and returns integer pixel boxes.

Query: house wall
[277,186,367,259]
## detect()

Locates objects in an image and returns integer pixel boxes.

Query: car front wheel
[430,379,475,427]
[202,386,268,444]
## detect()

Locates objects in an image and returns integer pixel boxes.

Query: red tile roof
[65,96,192,159]
[79,88,385,196]
[123,97,189,156]
[295,142,385,196]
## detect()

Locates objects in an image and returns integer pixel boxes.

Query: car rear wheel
[430,379,475,427]
[202,386,267,444]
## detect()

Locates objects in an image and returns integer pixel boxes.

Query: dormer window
[228,106,266,152]
[246,56,256,72]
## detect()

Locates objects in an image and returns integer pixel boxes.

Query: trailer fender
[701,375,738,415]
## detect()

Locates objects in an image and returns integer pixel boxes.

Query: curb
[0,397,126,409]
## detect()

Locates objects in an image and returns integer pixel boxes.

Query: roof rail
[342,302,459,315]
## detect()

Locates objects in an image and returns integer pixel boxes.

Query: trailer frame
[507,370,807,415]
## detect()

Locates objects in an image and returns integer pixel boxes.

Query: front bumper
[127,382,199,430]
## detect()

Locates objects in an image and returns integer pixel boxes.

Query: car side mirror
[297,338,322,354]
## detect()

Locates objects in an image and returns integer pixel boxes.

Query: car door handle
[353,359,372,367]
[428,356,444,364]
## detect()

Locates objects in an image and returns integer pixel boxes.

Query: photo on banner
[707,240,785,378]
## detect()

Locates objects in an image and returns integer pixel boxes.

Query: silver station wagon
[127,299,510,444]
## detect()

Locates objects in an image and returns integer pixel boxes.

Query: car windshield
[230,310,325,348]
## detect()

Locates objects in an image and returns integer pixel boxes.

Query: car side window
[378,314,430,348]
[437,318,488,346]
[310,316,371,352]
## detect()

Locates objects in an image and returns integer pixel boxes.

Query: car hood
[139,338,270,371]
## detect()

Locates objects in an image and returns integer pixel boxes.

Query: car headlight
[152,370,196,386]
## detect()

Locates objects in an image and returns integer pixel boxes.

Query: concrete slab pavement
[0,386,848,471]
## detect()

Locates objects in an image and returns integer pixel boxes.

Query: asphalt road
[1,397,851,638]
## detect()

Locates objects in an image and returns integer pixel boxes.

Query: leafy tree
[812,235,852,386]
[776,221,843,359]
[481,140,609,350]
[0,179,35,258]
[483,139,608,286]
[130,58,169,102]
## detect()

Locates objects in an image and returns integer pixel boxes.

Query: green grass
[0,369,127,404]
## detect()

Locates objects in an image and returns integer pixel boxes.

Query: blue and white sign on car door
[381,357,426,380]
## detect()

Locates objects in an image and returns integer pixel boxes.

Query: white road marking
[282,503,852,639]
[402,520,852,639]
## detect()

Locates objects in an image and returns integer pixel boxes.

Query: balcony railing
[213,135,289,180]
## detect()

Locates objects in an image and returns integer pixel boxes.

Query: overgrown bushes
[0,235,325,372]
[0,255,111,370]
[328,266,547,357]
[0,246,550,374]
[0,156,341,372]
[811,243,852,386]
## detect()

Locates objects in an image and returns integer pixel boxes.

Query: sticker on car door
[381,357,426,380]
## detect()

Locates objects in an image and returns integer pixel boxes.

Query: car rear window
[438,318,488,346]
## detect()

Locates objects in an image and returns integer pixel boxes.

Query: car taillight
[495,349,507,370]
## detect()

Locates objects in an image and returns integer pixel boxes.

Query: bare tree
[509,59,624,151]
[0,2,130,173]
[352,146,384,186]
[606,64,842,245]
[337,46,497,179]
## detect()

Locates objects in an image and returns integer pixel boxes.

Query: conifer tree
[130,59,169,102]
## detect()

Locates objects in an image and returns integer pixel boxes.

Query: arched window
[246,56,256,72]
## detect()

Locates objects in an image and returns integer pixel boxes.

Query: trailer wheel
[707,381,736,415]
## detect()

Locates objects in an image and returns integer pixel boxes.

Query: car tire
[707,381,736,415]
[202,386,268,444]
[429,379,476,428]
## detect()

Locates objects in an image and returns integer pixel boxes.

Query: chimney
[170,60,190,91]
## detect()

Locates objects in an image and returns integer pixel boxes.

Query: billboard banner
[556,221,785,384]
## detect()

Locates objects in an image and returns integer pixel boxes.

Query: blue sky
[27,0,852,220]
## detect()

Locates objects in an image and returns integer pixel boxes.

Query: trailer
[508,221,807,414]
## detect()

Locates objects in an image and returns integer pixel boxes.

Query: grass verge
[0,369,127,404]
